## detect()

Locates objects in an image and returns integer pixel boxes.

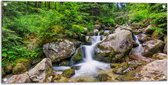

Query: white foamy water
[53,32,110,78]
[72,32,110,78]
[133,35,144,54]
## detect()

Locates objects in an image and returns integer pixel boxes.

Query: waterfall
[72,32,110,78]
[53,32,110,78]
[132,35,144,55]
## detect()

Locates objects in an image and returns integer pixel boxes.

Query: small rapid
[72,32,110,78]
[53,32,110,78]
[132,35,144,55]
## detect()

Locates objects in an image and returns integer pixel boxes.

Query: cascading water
[72,32,110,78]
[132,35,144,55]
[53,32,110,78]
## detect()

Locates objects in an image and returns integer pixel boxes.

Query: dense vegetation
[2,2,167,69]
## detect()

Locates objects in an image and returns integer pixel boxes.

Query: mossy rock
[99,30,104,35]
[152,30,164,39]
[97,73,111,81]
[116,67,141,81]
[12,63,27,74]
[103,32,109,36]
[14,58,31,68]
[112,62,129,75]
[52,74,68,82]
[62,68,75,78]
[59,60,70,66]
[71,48,83,64]
[5,62,13,74]
[2,67,6,77]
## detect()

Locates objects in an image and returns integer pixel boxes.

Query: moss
[100,30,104,35]
[52,74,68,82]
[104,33,109,36]
[62,69,75,78]
[97,73,111,81]
[14,58,31,68]
[71,48,82,64]
[116,67,141,81]
[152,30,164,39]
[12,63,27,74]
[5,62,13,74]
[112,62,128,75]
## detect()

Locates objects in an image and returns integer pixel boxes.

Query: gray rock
[142,39,164,57]
[28,58,53,83]
[6,72,31,83]
[137,33,150,43]
[139,59,167,81]
[95,27,134,62]
[43,39,80,63]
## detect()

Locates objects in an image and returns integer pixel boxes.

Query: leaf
[2,53,7,57]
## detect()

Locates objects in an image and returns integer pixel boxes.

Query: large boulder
[138,59,167,81]
[28,58,53,83]
[142,39,164,57]
[43,39,80,63]
[95,27,135,62]
[6,72,31,83]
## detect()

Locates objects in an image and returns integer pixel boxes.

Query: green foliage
[2,2,167,68]
[71,25,86,33]
[128,3,167,35]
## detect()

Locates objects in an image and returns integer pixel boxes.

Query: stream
[53,32,111,78]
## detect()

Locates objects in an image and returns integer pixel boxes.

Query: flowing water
[53,32,110,78]
[72,33,110,78]
[132,35,144,55]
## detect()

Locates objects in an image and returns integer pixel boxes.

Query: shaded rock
[152,30,164,39]
[52,74,68,83]
[43,39,80,63]
[28,58,53,83]
[31,57,43,65]
[94,24,101,30]
[59,60,70,66]
[71,47,83,65]
[95,27,134,63]
[137,33,150,43]
[138,59,167,81]
[12,63,27,74]
[152,53,167,60]
[113,60,145,75]
[142,39,164,57]
[163,43,167,54]
[62,68,75,78]
[5,62,13,74]
[143,25,154,34]
[97,73,111,81]
[6,72,31,83]
[2,67,6,77]
[163,36,167,43]
[129,53,154,63]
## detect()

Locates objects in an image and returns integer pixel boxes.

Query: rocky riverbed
[2,24,167,83]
